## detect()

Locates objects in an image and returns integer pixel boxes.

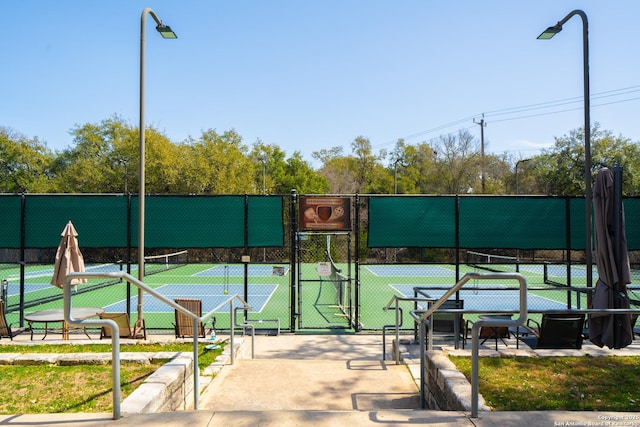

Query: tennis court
[105,283,278,313]
[2,261,292,332]
[359,262,593,330]
[1,258,623,334]
[391,284,570,311]
[194,265,290,277]
[364,265,456,277]
[4,263,131,283]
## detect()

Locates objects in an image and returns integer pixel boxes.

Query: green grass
[450,355,640,411]
[0,362,163,413]
[0,342,224,414]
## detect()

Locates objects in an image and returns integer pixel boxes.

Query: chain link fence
[1,193,639,335]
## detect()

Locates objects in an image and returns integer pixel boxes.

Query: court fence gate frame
[294,231,355,330]
[1,192,640,334]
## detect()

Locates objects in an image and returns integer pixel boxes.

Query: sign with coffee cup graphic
[299,197,351,231]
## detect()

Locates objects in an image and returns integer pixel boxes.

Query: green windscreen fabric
[143,196,244,248]
[623,198,640,250]
[24,195,128,247]
[368,197,455,247]
[141,195,284,248]
[569,198,586,251]
[459,197,567,249]
[0,196,22,248]
[248,196,284,247]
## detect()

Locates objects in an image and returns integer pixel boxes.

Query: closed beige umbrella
[51,221,87,289]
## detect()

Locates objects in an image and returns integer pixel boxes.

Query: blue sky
[2,1,640,166]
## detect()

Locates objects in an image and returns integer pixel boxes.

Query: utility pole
[474,116,487,193]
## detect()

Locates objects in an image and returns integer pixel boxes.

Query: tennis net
[543,262,568,287]
[466,250,520,273]
[325,248,350,320]
[144,250,189,276]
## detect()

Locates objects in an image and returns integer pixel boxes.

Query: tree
[178,129,255,194]
[277,151,330,194]
[389,140,439,194]
[313,146,359,193]
[431,129,481,194]
[532,124,640,195]
[49,116,138,193]
[0,127,54,193]
[481,152,512,194]
[249,142,288,194]
[351,136,386,193]
[250,142,329,194]
[144,128,181,193]
[313,138,389,194]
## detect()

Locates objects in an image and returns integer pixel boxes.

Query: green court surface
[3,261,633,333]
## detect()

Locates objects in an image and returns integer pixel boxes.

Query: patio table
[24,307,105,340]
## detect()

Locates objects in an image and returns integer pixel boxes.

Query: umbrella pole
[137,256,145,338]
[612,167,624,348]
[612,167,623,299]
[136,288,145,339]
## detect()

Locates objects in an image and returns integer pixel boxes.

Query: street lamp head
[156,24,177,39]
[537,24,562,40]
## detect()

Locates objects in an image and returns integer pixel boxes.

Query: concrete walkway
[1,333,639,426]
[200,334,421,413]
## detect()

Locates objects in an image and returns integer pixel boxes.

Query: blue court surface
[194,265,289,277]
[365,265,456,277]
[6,263,134,282]
[7,281,117,297]
[6,283,51,296]
[391,284,570,311]
[519,264,595,279]
[104,283,278,313]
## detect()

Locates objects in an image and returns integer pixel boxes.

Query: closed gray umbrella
[51,221,87,289]
[589,168,633,349]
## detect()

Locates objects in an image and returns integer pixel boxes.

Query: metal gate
[296,232,354,329]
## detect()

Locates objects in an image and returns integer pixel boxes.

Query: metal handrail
[234,307,255,360]
[62,270,252,420]
[386,274,640,418]
[381,307,402,361]
[383,295,435,364]
[404,272,528,418]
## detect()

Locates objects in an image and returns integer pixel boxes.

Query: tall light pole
[260,158,267,194]
[538,10,592,289]
[118,158,128,194]
[515,158,532,194]
[393,157,404,194]
[138,8,177,326]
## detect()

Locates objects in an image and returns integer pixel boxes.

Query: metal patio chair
[0,300,25,340]
[520,313,586,350]
[465,314,512,350]
[173,298,208,338]
[424,299,465,349]
[99,312,137,339]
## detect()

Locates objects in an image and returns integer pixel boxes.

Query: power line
[488,96,640,124]
[483,85,640,116]
[375,85,640,149]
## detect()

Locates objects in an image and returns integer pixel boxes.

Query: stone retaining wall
[423,351,489,411]
[123,339,242,413]
[393,340,489,412]
[122,353,194,413]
